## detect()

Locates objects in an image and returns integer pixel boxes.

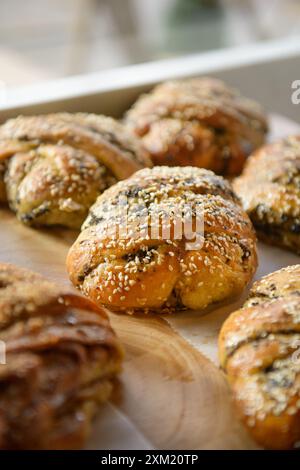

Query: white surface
[1,35,300,111]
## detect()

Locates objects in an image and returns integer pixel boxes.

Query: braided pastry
[219,264,300,449]
[233,136,300,254]
[0,263,123,449]
[0,113,151,228]
[67,166,257,314]
[125,78,268,176]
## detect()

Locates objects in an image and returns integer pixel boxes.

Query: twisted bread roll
[67,166,257,314]
[0,263,123,449]
[219,264,300,449]
[125,78,268,176]
[0,113,151,228]
[233,136,300,254]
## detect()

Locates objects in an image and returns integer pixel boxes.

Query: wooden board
[0,114,299,449]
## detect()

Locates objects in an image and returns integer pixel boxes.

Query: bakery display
[233,136,300,254]
[0,263,123,450]
[0,113,151,228]
[67,166,257,314]
[125,77,268,176]
[219,264,300,450]
[0,71,299,450]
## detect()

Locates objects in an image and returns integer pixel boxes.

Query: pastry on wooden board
[0,159,6,202]
[233,136,300,254]
[219,264,300,450]
[0,113,151,228]
[0,263,123,449]
[125,77,268,176]
[67,166,257,314]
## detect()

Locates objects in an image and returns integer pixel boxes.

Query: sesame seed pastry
[233,136,300,254]
[0,263,123,449]
[0,113,151,228]
[219,264,300,449]
[125,77,268,176]
[0,160,6,202]
[67,166,257,314]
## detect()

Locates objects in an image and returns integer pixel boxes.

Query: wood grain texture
[1,114,298,449]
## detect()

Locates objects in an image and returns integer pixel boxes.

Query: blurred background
[1,0,300,88]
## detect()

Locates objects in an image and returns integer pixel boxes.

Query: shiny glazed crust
[0,263,123,449]
[0,113,151,228]
[67,166,257,314]
[125,78,268,176]
[219,264,300,449]
[233,136,300,254]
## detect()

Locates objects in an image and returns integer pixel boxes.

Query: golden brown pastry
[67,166,257,314]
[0,263,123,449]
[233,136,300,254]
[0,113,151,228]
[125,78,268,176]
[219,264,300,450]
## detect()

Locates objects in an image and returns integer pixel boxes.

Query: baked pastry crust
[0,263,123,449]
[0,113,151,228]
[219,264,300,449]
[233,136,300,254]
[125,78,268,176]
[67,166,257,314]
